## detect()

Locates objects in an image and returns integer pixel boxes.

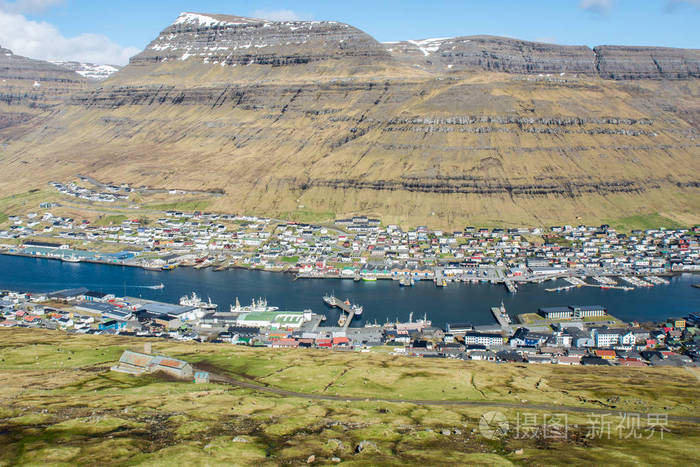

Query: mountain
[52,61,121,81]
[384,36,700,79]
[0,46,88,132]
[0,13,698,228]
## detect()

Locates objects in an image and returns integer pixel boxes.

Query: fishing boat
[230,297,279,313]
[161,264,177,271]
[61,255,81,263]
[338,314,348,326]
[323,293,339,307]
[399,276,414,287]
[351,304,363,316]
[361,275,377,282]
[142,261,164,271]
[148,283,165,290]
[179,292,217,311]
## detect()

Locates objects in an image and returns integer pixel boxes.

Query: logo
[479,411,509,439]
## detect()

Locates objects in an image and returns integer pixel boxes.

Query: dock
[546,283,634,292]
[322,294,362,329]
[491,303,512,327]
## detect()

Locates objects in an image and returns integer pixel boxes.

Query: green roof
[238,311,304,325]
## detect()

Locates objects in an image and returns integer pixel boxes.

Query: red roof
[595,350,616,358]
[333,337,350,345]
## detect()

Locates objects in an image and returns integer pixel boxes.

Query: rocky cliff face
[1,14,698,228]
[386,36,597,75]
[595,45,700,80]
[130,12,390,69]
[386,36,700,80]
[0,46,88,131]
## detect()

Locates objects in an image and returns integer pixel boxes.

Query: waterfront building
[539,307,572,320]
[538,305,607,320]
[236,311,312,330]
[463,332,504,347]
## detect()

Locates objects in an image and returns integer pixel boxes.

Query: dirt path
[203,369,700,424]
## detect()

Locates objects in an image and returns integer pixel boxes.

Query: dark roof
[581,356,610,366]
[539,307,570,313]
[24,240,62,248]
[48,287,89,299]
[84,291,108,299]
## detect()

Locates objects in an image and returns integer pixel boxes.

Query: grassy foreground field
[1,328,699,466]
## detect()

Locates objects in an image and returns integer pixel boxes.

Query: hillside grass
[277,209,336,224]
[0,328,699,465]
[145,199,212,212]
[605,212,687,232]
[93,215,128,226]
[0,190,57,217]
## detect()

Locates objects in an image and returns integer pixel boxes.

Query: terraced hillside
[0,46,88,134]
[0,13,698,228]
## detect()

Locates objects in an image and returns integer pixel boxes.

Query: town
[1,183,699,293]
[1,287,698,368]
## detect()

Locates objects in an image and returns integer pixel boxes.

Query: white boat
[180,292,217,310]
[230,297,278,313]
[61,255,81,263]
[351,304,363,316]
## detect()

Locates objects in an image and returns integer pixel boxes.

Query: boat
[361,275,377,281]
[230,297,279,313]
[399,276,414,287]
[323,293,339,307]
[491,301,512,326]
[351,304,363,316]
[142,260,164,271]
[338,314,348,326]
[435,278,447,287]
[179,292,217,311]
[147,283,164,290]
[61,255,81,263]
[161,264,177,271]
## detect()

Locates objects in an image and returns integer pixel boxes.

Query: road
[203,369,700,424]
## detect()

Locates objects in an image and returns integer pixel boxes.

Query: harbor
[0,254,697,328]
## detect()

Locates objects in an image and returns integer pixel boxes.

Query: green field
[146,199,213,212]
[605,213,687,233]
[277,209,336,224]
[1,329,699,465]
[93,215,128,226]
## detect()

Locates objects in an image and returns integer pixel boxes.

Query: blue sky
[0,0,698,65]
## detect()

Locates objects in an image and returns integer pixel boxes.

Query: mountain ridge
[0,13,698,228]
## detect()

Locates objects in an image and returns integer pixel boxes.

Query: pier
[546,283,634,292]
[322,294,362,329]
[491,303,512,327]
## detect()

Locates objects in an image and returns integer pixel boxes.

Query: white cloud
[0,0,64,14]
[251,9,311,21]
[580,0,613,16]
[0,10,139,65]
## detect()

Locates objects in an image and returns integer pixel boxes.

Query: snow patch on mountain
[52,61,120,80]
[406,37,454,56]
[174,12,266,27]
